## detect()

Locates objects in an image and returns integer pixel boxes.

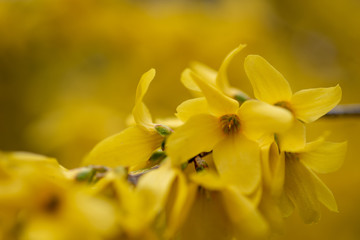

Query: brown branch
[325,104,360,117]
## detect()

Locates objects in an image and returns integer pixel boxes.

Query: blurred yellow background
[0,0,359,239]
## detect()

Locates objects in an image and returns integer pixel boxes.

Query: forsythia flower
[83,69,165,167]
[244,55,342,151]
[280,138,347,223]
[166,71,293,194]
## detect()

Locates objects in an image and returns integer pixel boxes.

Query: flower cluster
[0,45,346,240]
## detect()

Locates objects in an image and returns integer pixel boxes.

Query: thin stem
[325,104,360,117]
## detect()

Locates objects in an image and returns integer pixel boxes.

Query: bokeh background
[0,0,359,239]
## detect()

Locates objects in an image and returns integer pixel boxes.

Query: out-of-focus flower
[280,138,347,223]
[244,55,342,152]
[177,170,268,240]
[83,69,165,168]
[0,152,117,240]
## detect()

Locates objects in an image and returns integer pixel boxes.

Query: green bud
[149,150,167,162]
[155,124,173,137]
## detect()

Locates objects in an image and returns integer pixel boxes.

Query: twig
[325,104,360,117]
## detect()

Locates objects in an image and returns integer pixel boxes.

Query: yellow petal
[132,69,156,130]
[285,158,321,223]
[190,71,239,116]
[166,114,224,165]
[136,164,177,222]
[301,140,347,174]
[244,55,292,104]
[239,100,293,141]
[83,126,163,167]
[308,168,338,212]
[221,186,269,239]
[279,192,294,218]
[190,171,225,190]
[216,44,246,93]
[213,134,261,194]
[291,85,342,123]
[164,169,192,238]
[183,62,217,94]
[175,97,210,122]
[177,190,232,240]
[277,119,306,152]
[180,68,203,95]
[261,142,285,197]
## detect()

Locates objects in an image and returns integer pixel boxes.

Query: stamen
[219,114,241,135]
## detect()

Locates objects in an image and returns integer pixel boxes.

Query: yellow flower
[83,69,165,168]
[167,71,293,194]
[279,138,347,223]
[181,44,249,101]
[0,152,117,240]
[244,55,342,151]
[177,170,268,239]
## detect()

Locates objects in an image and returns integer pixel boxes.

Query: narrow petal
[190,171,225,191]
[136,164,177,220]
[132,69,156,129]
[216,44,246,93]
[180,68,203,95]
[166,114,224,165]
[277,119,306,152]
[190,62,217,84]
[261,142,285,197]
[308,168,338,212]
[279,192,294,218]
[221,186,269,239]
[213,134,261,194]
[244,55,292,104]
[239,100,293,141]
[83,126,163,167]
[301,140,347,174]
[291,85,342,123]
[284,158,321,223]
[175,97,210,122]
[164,170,192,238]
[191,71,239,116]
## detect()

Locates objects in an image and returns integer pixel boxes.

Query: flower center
[274,101,293,113]
[220,114,241,135]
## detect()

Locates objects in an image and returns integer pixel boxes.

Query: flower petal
[166,114,224,165]
[277,119,306,152]
[180,68,203,95]
[261,142,285,197]
[284,159,321,223]
[191,71,239,116]
[291,85,342,123]
[221,186,269,239]
[190,171,225,191]
[213,134,261,194]
[136,164,177,222]
[239,100,293,141]
[190,61,217,84]
[83,126,163,167]
[216,44,246,93]
[300,140,347,174]
[175,97,210,122]
[244,55,292,104]
[132,69,156,130]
